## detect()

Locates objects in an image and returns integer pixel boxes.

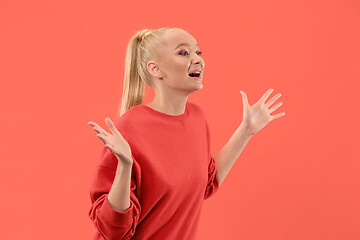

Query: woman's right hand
[88,117,133,166]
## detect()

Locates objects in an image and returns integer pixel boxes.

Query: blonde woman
[87,27,285,239]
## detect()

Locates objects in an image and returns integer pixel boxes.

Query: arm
[214,88,285,187]
[88,148,142,240]
[108,162,132,212]
[213,122,252,188]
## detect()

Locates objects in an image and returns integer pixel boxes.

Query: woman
[87,27,285,240]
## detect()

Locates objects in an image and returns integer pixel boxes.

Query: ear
[147,61,163,79]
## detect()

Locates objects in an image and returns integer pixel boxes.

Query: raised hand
[88,118,133,166]
[240,88,285,136]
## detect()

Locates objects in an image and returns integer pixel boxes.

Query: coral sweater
[88,101,219,240]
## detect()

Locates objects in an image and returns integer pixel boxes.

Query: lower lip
[189,76,202,81]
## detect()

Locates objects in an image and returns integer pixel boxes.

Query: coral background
[1,0,359,239]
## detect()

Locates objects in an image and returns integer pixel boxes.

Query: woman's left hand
[240,88,285,136]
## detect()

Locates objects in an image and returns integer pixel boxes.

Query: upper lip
[189,68,202,74]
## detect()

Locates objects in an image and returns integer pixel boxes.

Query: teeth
[190,71,201,74]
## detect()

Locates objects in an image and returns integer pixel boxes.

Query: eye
[179,50,203,56]
[179,50,189,56]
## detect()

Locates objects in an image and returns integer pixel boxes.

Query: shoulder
[188,101,211,130]
[113,104,145,133]
[187,101,205,117]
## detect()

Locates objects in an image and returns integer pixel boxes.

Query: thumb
[240,90,249,107]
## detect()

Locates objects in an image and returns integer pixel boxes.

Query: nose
[192,53,204,68]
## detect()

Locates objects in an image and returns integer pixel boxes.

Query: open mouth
[189,72,201,78]
[188,71,202,81]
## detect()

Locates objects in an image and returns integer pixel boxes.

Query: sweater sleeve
[204,118,219,200]
[88,146,142,239]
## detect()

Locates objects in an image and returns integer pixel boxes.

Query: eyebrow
[175,43,199,49]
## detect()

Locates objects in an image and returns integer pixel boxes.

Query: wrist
[240,122,254,138]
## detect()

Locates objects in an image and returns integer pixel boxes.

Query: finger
[96,133,108,144]
[93,126,108,136]
[105,117,120,135]
[105,143,114,151]
[268,102,283,113]
[259,88,274,105]
[266,93,282,108]
[106,144,118,155]
[270,112,285,121]
[240,90,249,107]
[88,121,97,126]
[88,122,108,135]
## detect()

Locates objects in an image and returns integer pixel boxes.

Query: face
[148,29,205,93]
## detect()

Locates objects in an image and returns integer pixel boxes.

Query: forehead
[162,29,198,49]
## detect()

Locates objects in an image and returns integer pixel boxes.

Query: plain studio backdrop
[1,0,359,239]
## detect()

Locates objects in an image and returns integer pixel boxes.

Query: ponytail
[116,27,181,120]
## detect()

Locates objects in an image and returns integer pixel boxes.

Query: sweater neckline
[139,102,189,120]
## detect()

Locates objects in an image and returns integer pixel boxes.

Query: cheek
[178,63,190,74]
[171,58,188,70]
[164,58,189,77]
[167,65,188,77]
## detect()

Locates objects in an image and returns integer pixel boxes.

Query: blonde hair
[116,26,183,119]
